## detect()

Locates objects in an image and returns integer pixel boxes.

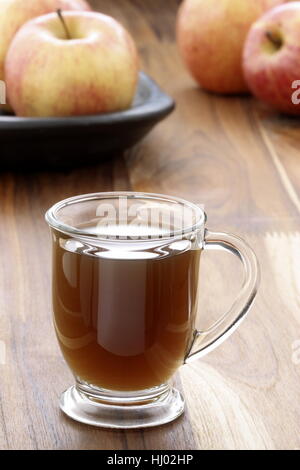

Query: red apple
[176,0,287,94]
[243,2,300,115]
[5,11,139,117]
[0,0,91,83]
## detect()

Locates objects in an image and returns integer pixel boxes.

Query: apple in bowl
[176,0,287,94]
[0,0,91,83]
[243,2,300,115]
[5,11,139,117]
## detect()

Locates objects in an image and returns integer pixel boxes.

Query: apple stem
[57,9,71,40]
[265,31,282,49]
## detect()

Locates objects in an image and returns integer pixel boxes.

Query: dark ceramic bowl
[0,72,175,170]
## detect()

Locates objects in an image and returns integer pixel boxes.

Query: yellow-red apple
[243,2,300,115]
[176,0,287,94]
[5,11,139,117]
[0,0,91,83]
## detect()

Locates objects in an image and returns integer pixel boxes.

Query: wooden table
[1,0,299,450]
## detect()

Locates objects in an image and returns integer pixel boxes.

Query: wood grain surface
[0,0,300,450]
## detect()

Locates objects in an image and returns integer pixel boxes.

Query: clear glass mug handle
[185,229,260,363]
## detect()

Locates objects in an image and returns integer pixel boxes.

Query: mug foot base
[59,385,185,429]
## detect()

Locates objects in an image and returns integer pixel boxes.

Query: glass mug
[45,192,259,429]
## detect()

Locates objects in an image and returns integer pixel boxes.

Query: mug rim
[45,191,206,242]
